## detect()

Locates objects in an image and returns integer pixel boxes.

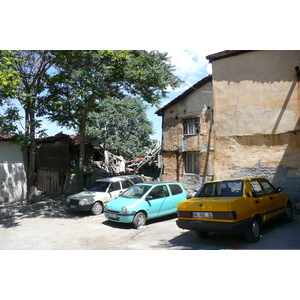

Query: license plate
[108,213,118,219]
[193,212,213,218]
[70,205,77,209]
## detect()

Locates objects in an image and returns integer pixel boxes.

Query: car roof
[204,177,267,184]
[135,182,181,185]
[95,175,141,183]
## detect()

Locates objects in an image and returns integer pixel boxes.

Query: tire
[244,218,260,243]
[283,202,293,222]
[133,212,147,228]
[91,202,103,215]
[195,231,209,239]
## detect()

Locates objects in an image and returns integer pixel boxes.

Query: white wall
[0,141,27,204]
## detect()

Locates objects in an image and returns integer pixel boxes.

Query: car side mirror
[277,187,283,193]
[146,196,153,201]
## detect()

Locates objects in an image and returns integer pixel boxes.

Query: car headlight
[66,198,70,204]
[78,199,88,206]
[122,206,127,213]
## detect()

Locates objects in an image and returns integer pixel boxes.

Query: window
[250,181,266,198]
[121,180,132,189]
[169,184,183,195]
[129,176,143,184]
[148,185,170,199]
[89,181,109,192]
[183,118,200,135]
[185,152,199,174]
[195,180,243,197]
[109,181,121,192]
[260,180,277,195]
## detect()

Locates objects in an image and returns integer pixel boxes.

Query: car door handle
[255,200,259,204]
[270,197,273,200]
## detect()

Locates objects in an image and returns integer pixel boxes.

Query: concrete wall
[211,50,300,201]
[160,80,214,197]
[0,141,27,204]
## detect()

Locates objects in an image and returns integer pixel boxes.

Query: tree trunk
[24,109,36,204]
[77,113,87,191]
[26,140,36,203]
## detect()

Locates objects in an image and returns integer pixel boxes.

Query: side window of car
[131,177,143,183]
[250,181,266,197]
[109,181,121,192]
[121,180,132,189]
[148,185,170,199]
[169,184,183,195]
[260,180,277,195]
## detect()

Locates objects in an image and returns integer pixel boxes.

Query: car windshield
[120,184,152,199]
[195,180,244,197]
[89,181,110,192]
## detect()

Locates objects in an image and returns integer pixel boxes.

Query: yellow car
[176,177,293,242]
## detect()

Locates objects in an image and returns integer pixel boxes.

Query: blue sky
[42,50,221,143]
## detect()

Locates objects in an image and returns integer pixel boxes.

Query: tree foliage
[86,96,157,160]
[43,50,180,180]
[1,50,180,198]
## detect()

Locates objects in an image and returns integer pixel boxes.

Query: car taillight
[177,211,192,218]
[213,211,237,220]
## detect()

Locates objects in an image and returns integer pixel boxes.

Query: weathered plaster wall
[160,80,214,196]
[0,141,27,204]
[212,50,300,201]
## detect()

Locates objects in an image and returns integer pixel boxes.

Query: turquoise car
[104,182,187,228]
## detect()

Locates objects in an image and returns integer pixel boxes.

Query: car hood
[107,196,140,211]
[178,196,243,211]
[68,191,105,200]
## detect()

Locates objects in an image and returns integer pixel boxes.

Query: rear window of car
[195,180,244,197]
[169,184,183,195]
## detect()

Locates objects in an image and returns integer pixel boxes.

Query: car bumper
[176,218,252,234]
[66,203,92,212]
[104,211,136,223]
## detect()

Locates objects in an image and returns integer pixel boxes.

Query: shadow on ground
[165,214,300,250]
[102,213,178,230]
[0,202,97,229]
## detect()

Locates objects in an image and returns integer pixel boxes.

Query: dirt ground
[1,203,300,250]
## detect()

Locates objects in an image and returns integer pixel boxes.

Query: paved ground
[1,202,300,250]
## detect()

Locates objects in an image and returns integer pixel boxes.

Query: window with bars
[185,152,200,174]
[183,118,200,135]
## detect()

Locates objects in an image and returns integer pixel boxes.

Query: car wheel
[133,212,147,228]
[244,218,260,243]
[91,202,103,215]
[195,231,209,238]
[283,202,293,222]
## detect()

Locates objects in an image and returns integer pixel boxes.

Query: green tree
[0,50,20,98]
[0,50,55,203]
[44,50,180,187]
[86,96,156,160]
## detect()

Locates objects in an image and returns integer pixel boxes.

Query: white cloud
[160,49,222,94]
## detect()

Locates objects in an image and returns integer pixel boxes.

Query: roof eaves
[155,75,212,116]
[206,50,254,63]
